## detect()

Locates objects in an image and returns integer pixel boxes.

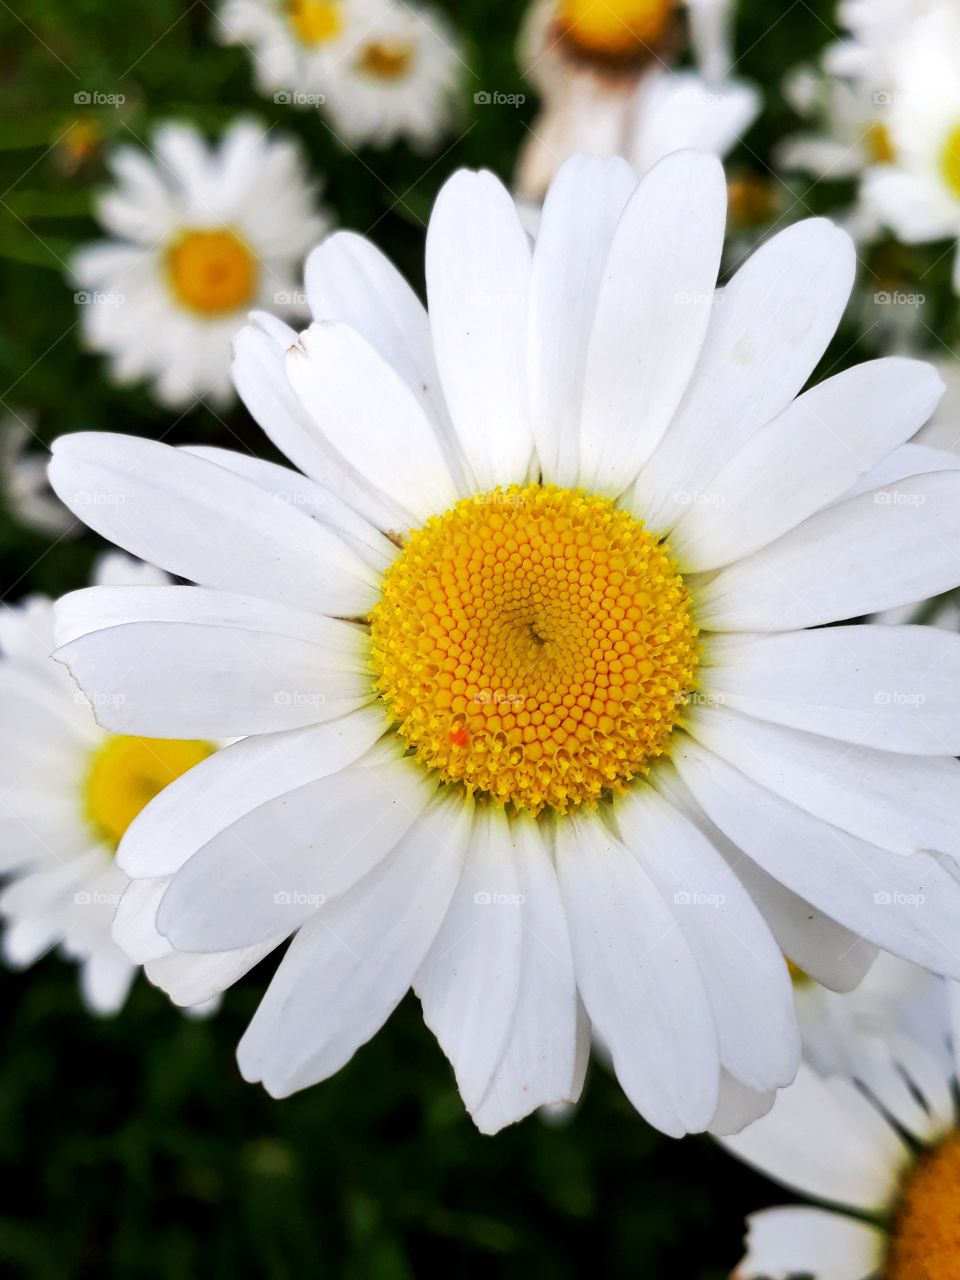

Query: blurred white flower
[71,119,327,408]
[864,3,960,292]
[217,0,465,150]
[0,553,220,1015]
[0,413,76,539]
[516,0,757,203]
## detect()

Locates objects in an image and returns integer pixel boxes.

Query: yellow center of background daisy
[556,0,675,58]
[887,1131,960,1278]
[357,39,416,81]
[867,121,896,166]
[167,229,258,315]
[940,124,960,199]
[85,735,216,849]
[370,485,699,816]
[287,0,342,45]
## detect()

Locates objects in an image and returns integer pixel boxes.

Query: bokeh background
[0,0,951,1274]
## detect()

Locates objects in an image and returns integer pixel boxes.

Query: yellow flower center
[166,229,258,316]
[867,121,896,166]
[941,124,960,199]
[85,735,216,850]
[887,1132,960,1279]
[370,485,699,816]
[556,0,676,59]
[286,0,342,46]
[356,38,416,81]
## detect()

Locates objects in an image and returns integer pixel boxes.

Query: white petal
[579,151,727,495]
[721,1063,906,1211]
[706,624,960,754]
[305,230,469,489]
[146,940,276,1007]
[674,736,960,981]
[556,814,719,1137]
[615,782,798,1093]
[737,1206,886,1280]
[48,433,379,615]
[652,760,878,992]
[528,154,637,486]
[708,1072,776,1137]
[285,322,459,525]
[699,471,960,630]
[80,945,136,1015]
[426,170,533,489]
[156,750,437,952]
[118,706,387,878]
[415,806,525,1112]
[112,876,172,963]
[688,705,960,860]
[632,218,856,533]
[237,788,471,1097]
[471,814,581,1134]
[669,357,945,571]
[54,586,372,737]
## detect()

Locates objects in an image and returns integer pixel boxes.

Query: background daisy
[71,118,327,407]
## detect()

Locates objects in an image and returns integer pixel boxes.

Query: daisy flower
[46,152,960,1137]
[517,0,757,204]
[0,553,220,1015]
[216,0,464,150]
[72,119,327,408]
[864,3,960,293]
[722,963,960,1279]
[0,413,76,540]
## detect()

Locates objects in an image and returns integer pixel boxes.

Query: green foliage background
[0,0,953,1275]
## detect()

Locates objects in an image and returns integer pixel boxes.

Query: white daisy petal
[415,806,525,1113]
[675,737,960,980]
[155,749,437,952]
[706,625,960,754]
[54,585,372,737]
[236,788,472,1098]
[80,946,136,1016]
[688,705,960,860]
[737,1206,886,1280]
[528,154,637,487]
[721,1063,906,1211]
[426,169,533,489]
[669,357,945,571]
[471,814,582,1135]
[556,815,720,1137]
[48,433,379,615]
[632,218,856,533]
[146,940,276,1008]
[579,150,727,495]
[708,1073,776,1138]
[117,707,387,879]
[615,782,798,1094]
[285,322,460,525]
[112,877,172,963]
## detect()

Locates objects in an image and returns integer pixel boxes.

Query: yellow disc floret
[941,123,960,199]
[357,38,416,81]
[370,485,699,816]
[556,0,676,59]
[287,0,342,46]
[167,229,258,316]
[85,735,216,849]
[887,1132,960,1279]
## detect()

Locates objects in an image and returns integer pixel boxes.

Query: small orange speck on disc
[449,727,470,749]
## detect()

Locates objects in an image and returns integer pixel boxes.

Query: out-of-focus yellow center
[786,959,813,989]
[287,0,342,45]
[85,735,216,849]
[941,124,960,199]
[370,485,699,816]
[556,0,675,57]
[887,1132,960,1278]
[167,229,257,315]
[867,121,896,166]
[357,38,416,81]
